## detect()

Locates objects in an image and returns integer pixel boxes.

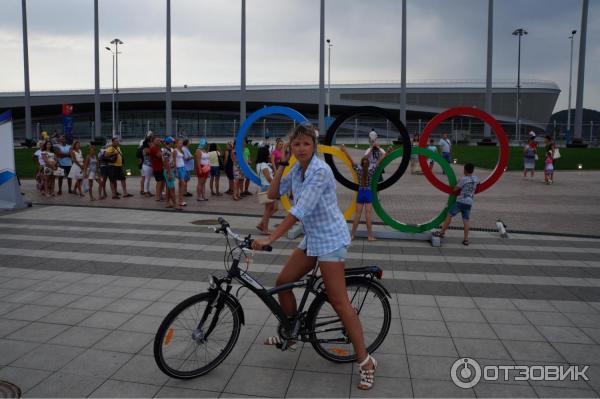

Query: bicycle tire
[307,277,391,363]
[154,292,241,379]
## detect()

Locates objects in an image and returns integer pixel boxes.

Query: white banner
[0,111,28,209]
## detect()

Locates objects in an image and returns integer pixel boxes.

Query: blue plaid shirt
[280,155,351,256]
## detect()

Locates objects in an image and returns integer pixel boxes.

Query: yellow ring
[280,144,358,220]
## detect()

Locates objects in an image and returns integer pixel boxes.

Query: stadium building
[0,79,560,142]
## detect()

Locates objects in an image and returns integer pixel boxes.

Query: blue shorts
[448,201,472,221]
[304,246,347,263]
[176,167,189,181]
[210,166,220,177]
[357,188,372,204]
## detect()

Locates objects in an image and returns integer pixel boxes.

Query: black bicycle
[154,217,392,379]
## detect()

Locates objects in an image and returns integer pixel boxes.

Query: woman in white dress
[68,140,85,196]
[83,143,102,201]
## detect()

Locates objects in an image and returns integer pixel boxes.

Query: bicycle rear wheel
[307,278,391,363]
[154,292,241,378]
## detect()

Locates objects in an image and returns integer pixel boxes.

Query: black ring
[323,106,411,191]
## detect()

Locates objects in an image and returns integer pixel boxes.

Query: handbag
[258,191,274,204]
[534,153,539,161]
[53,167,65,177]
[553,148,561,159]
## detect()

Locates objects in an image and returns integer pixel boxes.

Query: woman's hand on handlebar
[252,237,272,251]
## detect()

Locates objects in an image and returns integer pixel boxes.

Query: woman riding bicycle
[251,124,378,390]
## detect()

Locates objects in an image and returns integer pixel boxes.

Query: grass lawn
[13,143,599,178]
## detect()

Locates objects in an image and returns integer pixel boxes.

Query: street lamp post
[326,38,333,118]
[512,28,527,143]
[105,46,116,138]
[567,30,577,136]
[111,38,123,137]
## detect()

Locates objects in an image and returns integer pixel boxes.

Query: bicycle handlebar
[215,217,272,252]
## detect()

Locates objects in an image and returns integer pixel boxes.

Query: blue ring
[235,106,308,185]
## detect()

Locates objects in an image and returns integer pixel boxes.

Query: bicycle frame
[214,255,321,339]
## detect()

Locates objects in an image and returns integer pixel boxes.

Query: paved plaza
[0,205,600,397]
[19,155,600,237]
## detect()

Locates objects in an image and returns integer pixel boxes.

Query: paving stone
[490,323,545,341]
[440,307,486,323]
[372,333,406,355]
[25,371,105,398]
[40,308,95,325]
[553,342,600,365]
[140,301,174,317]
[93,330,154,354]
[241,342,300,370]
[412,378,475,398]
[12,343,84,371]
[154,386,217,398]
[0,366,52,392]
[453,338,511,360]
[118,314,163,333]
[2,305,58,321]
[102,298,153,314]
[0,338,39,366]
[564,312,600,328]
[397,293,437,307]
[110,354,169,386]
[408,355,456,380]
[474,382,538,398]
[446,321,497,339]
[399,305,443,321]
[532,385,598,398]
[224,365,293,397]
[7,322,69,343]
[32,292,81,307]
[58,282,106,296]
[49,326,112,348]
[435,296,477,308]
[78,311,133,329]
[523,311,574,326]
[402,319,450,337]
[89,379,161,398]
[0,301,23,316]
[125,288,169,301]
[480,309,530,324]
[66,295,116,311]
[296,346,352,374]
[404,335,457,357]
[537,325,595,344]
[286,370,351,398]
[164,361,236,392]
[61,348,133,378]
[0,319,29,338]
[90,284,135,298]
[550,300,598,314]
[503,340,564,362]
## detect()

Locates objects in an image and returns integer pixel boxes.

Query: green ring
[371,146,457,233]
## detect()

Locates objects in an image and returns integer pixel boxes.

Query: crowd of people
[523,131,558,184]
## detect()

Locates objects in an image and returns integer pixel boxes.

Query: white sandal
[357,354,377,390]
[264,335,297,352]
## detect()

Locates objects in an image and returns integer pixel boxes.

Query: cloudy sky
[1,0,598,114]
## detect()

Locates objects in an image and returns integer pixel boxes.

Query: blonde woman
[252,124,378,390]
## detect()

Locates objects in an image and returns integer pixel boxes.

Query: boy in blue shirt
[434,163,479,245]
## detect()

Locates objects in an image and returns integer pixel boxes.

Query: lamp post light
[105,46,116,138]
[326,38,333,118]
[567,30,577,136]
[512,28,527,143]
[110,38,123,137]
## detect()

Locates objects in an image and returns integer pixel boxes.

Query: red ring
[418,107,509,194]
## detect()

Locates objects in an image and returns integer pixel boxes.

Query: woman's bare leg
[276,249,317,316]
[365,204,375,240]
[351,203,365,240]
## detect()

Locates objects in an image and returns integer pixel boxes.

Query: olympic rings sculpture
[235,105,508,233]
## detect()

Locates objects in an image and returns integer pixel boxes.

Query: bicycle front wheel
[154,292,241,379]
[307,278,391,363]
